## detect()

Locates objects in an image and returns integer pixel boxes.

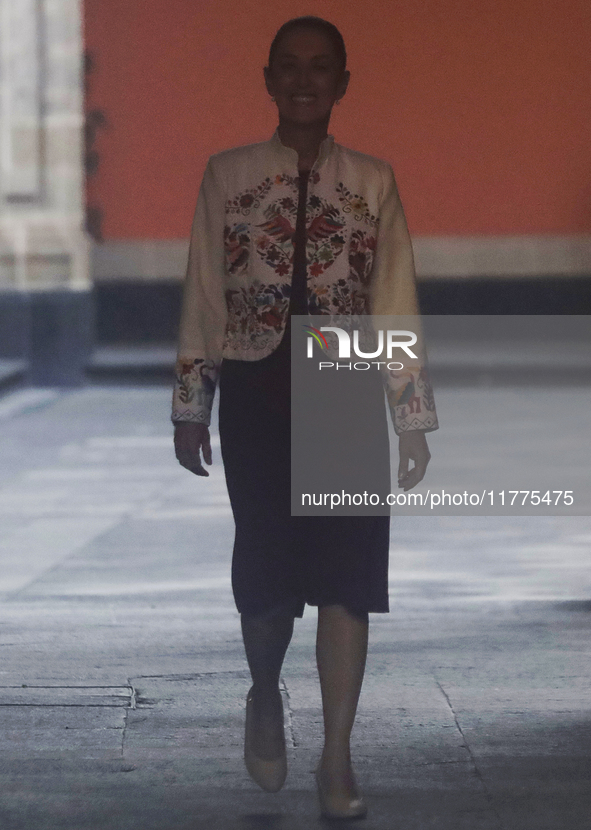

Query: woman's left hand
[397,431,431,491]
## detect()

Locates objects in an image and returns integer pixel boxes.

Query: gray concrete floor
[0,384,590,829]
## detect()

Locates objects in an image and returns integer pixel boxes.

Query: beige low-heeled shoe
[244,687,287,793]
[315,766,368,820]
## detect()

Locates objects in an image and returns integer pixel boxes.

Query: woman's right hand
[174,422,212,476]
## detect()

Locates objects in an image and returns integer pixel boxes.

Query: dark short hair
[268,16,347,72]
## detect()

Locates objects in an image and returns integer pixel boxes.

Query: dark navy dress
[218,170,391,620]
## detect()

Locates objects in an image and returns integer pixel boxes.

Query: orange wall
[83,0,590,239]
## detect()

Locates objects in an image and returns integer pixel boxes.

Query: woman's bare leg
[316,604,369,794]
[241,608,295,759]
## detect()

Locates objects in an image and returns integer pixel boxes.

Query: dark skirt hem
[236,596,389,621]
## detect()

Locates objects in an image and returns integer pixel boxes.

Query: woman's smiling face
[264,27,349,128]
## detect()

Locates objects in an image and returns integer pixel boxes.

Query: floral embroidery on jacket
[328,279,369,315]
[224,223,250,276]
[306,228,374,314]
[308,285,331,314]
[225,173,315,217]
[254,190,348,281]
[225,179,275,216]
[348,229,377,285]
[224,281,291,350]
[336,182,379,226]
[305,199,346,278]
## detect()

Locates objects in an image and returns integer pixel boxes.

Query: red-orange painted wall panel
[83,0,591,239]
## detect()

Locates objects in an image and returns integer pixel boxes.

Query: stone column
[0,0,92,386]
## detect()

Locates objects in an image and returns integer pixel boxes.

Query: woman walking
[173,16,437,819]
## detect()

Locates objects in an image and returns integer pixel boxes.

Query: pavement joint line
[400,759,467,767]
[130,671,251,681]
[121,681,137,759]
[279,676,297,749]
[0,684,134,708]
[435,679,507,830]
[128,682,137,710]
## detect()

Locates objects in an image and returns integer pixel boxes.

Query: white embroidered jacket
[172,130,438,435]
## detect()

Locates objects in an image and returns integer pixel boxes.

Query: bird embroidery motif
[306,207,345,242]
[256,213,295,244]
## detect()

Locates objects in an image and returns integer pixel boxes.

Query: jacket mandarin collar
[270,128,335,173]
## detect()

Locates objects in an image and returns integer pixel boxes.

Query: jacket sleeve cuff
[171,356,219,426]
[384,364,439,435]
